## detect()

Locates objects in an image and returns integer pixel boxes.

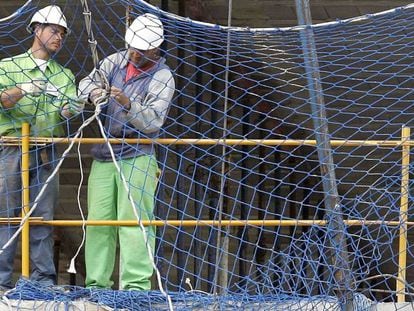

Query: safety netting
[0,0,414,310]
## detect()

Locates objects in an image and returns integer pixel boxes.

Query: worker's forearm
[0,87,24,109]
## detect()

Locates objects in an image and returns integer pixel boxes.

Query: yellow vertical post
[397,126,410,302]
[21,122,30,277]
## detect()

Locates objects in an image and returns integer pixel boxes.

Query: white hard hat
[27,5,70,34]
[125,13,164,50]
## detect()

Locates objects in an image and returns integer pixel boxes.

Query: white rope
[0,101,100,255]
[94,103,174,310]
[0,96,171,302]
[80,0,101,68]
[134,0,414,31]
[0,0,32,23]
[64,0,109,278]
[0,288,14,311]
[0,1,172,307]
[67,131,87,274]
[76,0,172,303]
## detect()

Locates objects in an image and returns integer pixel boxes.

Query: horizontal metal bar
[0,136,412,147]
[0,218,409,227]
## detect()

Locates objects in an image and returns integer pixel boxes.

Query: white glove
[17,79,47,97]
[89,88,108,106]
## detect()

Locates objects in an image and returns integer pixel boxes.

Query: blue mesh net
[0,0,413,310]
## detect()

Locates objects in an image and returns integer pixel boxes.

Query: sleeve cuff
[126,100,142,118]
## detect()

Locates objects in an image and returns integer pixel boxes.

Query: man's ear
[34,24,42,36]
[151,48,160,60]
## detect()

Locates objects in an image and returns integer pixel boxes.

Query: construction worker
[79,13,175,290]
[0,5,83,290]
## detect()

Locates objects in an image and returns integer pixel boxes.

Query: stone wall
[149,0,413,26]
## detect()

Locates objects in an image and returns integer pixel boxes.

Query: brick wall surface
[150,0,412,26]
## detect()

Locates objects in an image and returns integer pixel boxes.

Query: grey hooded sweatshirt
[78,50,175,161]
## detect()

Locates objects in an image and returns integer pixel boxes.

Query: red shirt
[125,62,155,82]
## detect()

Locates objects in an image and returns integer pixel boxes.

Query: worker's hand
[68,98,86,115]
[110,86,130,109]
[17,79,47,97]
[89,88,108,106]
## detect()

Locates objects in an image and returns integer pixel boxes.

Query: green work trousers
[85,155,158,290]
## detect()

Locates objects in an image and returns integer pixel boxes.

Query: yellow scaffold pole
[397,126,410,302]
[21,123,30,277]
[2,218,412,227]
[3,136,414,147]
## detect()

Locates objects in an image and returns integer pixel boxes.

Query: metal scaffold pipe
[21,123,30,277]
[295,0,353,309]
